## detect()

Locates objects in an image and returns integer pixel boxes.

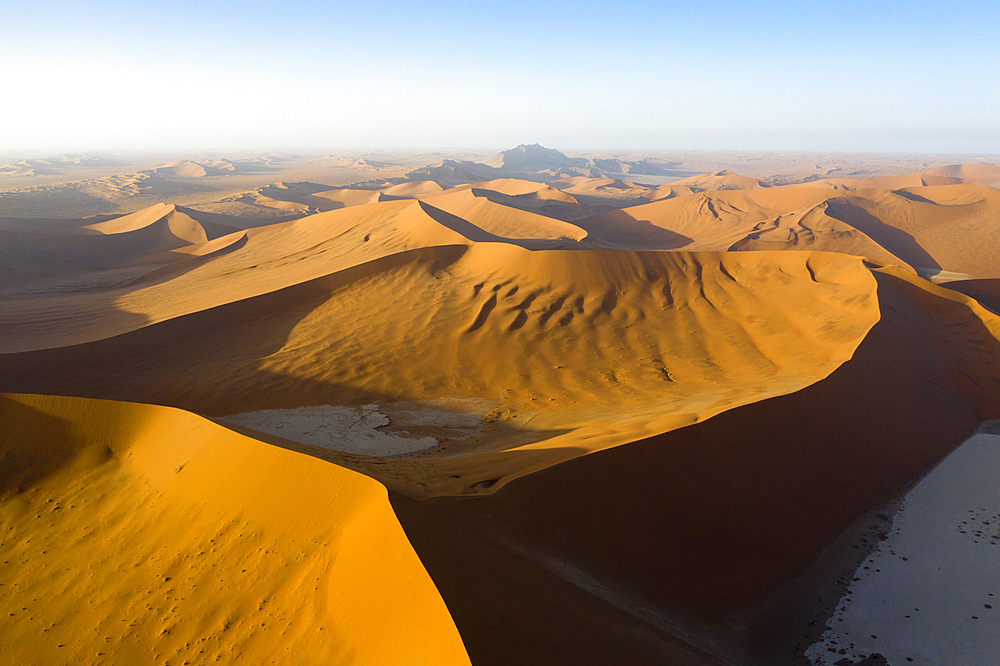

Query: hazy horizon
[3,1,999,153]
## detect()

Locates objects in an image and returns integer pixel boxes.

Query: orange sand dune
[147,159,209,178]
[312,187,383,208]
[0,204,237,289]
[464,178,555,196]
[578,183,1000,278]
[8,246,992,664]
[550,176,654,200]
[0,392,470,666]
[645,169,765,201]
[237,182,351,213]
[418,188,589,242]
[382,180,445,197]
[5,156,1000,665]
[82,202,208,241]
[728,200,907,266]
[80,202,239,240]
[577,188,837,250]
[943,278,1000,313]
[311,178,587,222]
[921,163,1000,187]
[821,183,1000,277]
[790,163,1000,191]
[1,247,881,500]
[452,180,588,220]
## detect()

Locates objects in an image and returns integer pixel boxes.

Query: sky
[2,0,998,153]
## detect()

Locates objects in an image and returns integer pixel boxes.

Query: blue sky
[2,0,998,152]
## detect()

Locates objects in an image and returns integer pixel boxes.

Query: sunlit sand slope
[0,393,470,666]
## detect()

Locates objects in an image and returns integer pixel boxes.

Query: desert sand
[2,145,1000,664]
[0,393,469,665]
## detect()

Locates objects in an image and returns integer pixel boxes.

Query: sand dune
[418,188,589,242]
[7,244,992,663]
[0,204,238,289]
[821,183,1000,278]
[456,180,588,220]
[728,200,908,266]
[0,393,470,666]
[577,182,1000,278]
[922,163,1000,187]
[789,173,965,190]
[1,245,882,502]
[147,160,211,178]
[578,188,834,250]
[944,278,1000,313]
[78,202,239,241]
[646,169,765,200]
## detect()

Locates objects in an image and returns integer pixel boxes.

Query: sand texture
[0,393,470,666]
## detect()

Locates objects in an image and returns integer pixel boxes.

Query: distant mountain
[484,144,674,179]
[403,159,501,187]
[485,143,589,172]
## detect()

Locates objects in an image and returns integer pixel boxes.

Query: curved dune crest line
[0,393,471,666]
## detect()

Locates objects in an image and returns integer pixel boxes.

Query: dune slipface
[0,393,470,666]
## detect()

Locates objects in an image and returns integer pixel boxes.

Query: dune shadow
[0,397,93,496]
[825,199,940,270]
[416,200,506,243]
[578,209,694,250]
[891,189,938,205]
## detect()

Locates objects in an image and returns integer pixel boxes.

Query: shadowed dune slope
[386,268,1000,666]
[0,205,237,289]
[943,278,1000,313]
[0,393,470,666]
